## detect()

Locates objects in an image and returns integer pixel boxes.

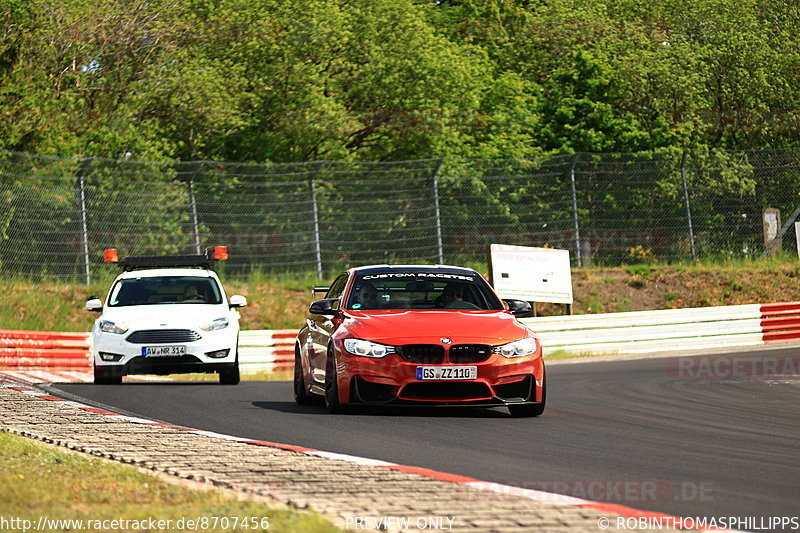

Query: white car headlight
[99,320,128,335]
[201,317,229,332]
[493,338,538,358]
[343,338,395,358]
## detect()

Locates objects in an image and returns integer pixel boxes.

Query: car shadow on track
[251,401,512,418]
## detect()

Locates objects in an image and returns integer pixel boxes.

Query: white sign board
[795,222,800,258]
[489,244,573,304]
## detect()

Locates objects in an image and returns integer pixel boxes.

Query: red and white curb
[0,377,730,531]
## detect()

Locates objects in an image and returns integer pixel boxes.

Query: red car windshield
[346,274,503,311]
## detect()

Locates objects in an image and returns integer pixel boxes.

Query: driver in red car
[435,283,464,308]
[353,282,380,309]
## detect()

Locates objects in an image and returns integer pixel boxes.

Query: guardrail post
[432,158,445,264]
[680,149,698,263]
[76,157,94,285]
[309,162,325,280]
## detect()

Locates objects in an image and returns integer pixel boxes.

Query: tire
[219,343,241,385]
[219,365,240,385]
[294,345,319,405]
[508,370,546,418]
[324,347,343,413]
[93,367,122,385]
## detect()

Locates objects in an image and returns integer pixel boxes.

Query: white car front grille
[126,329,202,344]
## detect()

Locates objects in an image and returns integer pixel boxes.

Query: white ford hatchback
[86,251,246,385]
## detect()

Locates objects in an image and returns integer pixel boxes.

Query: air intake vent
[401,382,492,401]
[126,329,201,344]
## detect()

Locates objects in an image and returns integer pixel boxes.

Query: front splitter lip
[343,396,542,408]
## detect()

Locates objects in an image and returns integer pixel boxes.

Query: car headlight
[99,320,128,335]
[201,317,229,332]
[343,338,395,358]
[493,338,538,358]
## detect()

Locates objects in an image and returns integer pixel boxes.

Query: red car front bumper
[334,341,544,406]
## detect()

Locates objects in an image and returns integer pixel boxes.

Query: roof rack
[120,254,214,271]
[106,246,228,271]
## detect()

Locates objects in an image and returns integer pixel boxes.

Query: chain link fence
[1,148,798,282]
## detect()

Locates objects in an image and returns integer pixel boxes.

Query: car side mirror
[309,298,339,317]
[229,295,247,308]
[85,298,103,312]
[503,299,532,317]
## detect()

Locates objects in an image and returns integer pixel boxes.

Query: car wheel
[219,363,240,385]
[93,367,122,385]
[508,370,546,418]
[324,347,343,413]
[294,345,319,405]
[219,342,241,385]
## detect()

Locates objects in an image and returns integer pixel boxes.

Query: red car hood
[339,310,533,345]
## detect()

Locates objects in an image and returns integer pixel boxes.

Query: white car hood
[101,304,235,330]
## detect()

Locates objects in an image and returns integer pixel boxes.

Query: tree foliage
[0,0,797,161]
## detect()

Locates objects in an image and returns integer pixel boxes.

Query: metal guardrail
[4,303,800,369]
[0,330,92,368]
[522,302,800,355]
[238,330,295,370]
[0,329,296,371]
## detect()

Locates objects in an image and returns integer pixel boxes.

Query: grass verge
[0,431,341,533]
[543,349,610,360]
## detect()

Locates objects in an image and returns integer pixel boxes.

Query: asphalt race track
[51,348,800,523]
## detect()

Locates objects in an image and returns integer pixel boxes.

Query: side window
[326,274,348,309]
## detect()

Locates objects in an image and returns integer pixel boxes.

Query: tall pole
[309,162,324,280]
[568,154,582,268]
[681,149,698,263]
[432,158,445,264]
[187,162,204,254]
[76,157,93,285]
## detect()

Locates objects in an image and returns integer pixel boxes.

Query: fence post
[432,158,445,264]
[568,154,582,268]
[76,157,94,285]
[762,202,800,257]
[309,162,325,280]
[680,149,698,263]
[187,161,204,255]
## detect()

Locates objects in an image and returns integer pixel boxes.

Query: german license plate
[142,346,186,357]
[416,366,477,380]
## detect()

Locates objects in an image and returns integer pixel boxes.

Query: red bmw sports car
[294,265,545,417]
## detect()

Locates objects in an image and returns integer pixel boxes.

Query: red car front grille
[448,344,492,363]
[396,344,445,364]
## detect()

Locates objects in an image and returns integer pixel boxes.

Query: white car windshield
[108,276,223,307]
